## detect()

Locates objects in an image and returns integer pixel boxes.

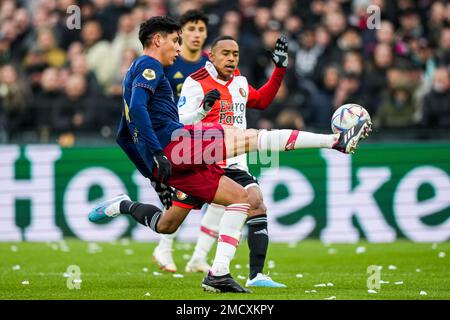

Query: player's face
[209,39,239,81]
[160,31,181,66]
[181,20,207,52]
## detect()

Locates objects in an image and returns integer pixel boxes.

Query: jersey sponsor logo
[142,68,156,80]
[239,88,246,97]
[176,190,188,200]
[173,71,184,79]
[177,96,186,108]
[219,113,244,125]
[218,101,245,125]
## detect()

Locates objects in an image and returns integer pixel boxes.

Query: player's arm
[116,116,153,178]
[130,65,171,183]
[129,85,163,152]
[178,77,220,124]
[247,35,288,110]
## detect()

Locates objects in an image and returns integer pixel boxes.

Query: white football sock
[156,227,180,250]
[210,203,249,276]
[257,130,338,151]
[191,204,224,262]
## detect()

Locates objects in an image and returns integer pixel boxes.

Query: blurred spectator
[396,8,423,42]
[81,20,111,89]
[294,28,323,81]
[422,67,450,128]
[365,43,395,114]
[324,10,347,40]
[374,85,419,128]
[92,0,128,42]
[436,26,450,65]
[107,48,138,98]
[0,34,11,64]
[284,15,302,40]
[337,27,363,52]
[52,74,97,147]
[107,13,142,88]
[31,67,64,142]
[271,0,293,25]
[10,7,32,62]
[0,64,32,138]
[249,80,305,130]
[0,0,16,23]
[247,23,282,88]
[253,6,272,34]
[333,72,366,112]
[428,1,447,46]
[342,50,364,77]
[307,64,341,128]
[69,53,102,95]
[31,28,66,68]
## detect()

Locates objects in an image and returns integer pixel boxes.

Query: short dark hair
[179,10,209,27]
[210,35,237,50]
[138,16,181,48]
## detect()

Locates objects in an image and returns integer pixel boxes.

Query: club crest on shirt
[142,68,156,80]
[176,190,188,200]
[239,88,246,97]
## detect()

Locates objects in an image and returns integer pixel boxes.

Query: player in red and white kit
[173,35,288,287]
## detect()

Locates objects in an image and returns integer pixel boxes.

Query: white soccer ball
[331,104,371,134]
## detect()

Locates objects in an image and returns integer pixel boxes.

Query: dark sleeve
[246,67,286,110]
[129,80,163,154]
[116,117,153,178]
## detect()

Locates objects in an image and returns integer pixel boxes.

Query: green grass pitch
[1,240,449,300]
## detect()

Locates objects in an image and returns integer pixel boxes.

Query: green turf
[0,239,449,300]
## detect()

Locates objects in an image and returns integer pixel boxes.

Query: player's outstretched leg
[153,231,179,273]
[222,119,372,158]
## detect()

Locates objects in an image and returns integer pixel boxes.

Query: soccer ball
[331,104,371,134]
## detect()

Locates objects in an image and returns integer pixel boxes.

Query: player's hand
[202,89,221,113]
[153,150,172,184]
[150,179,174,210]
[271,35,288,68]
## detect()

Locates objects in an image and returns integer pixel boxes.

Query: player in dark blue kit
[164,10,209,105]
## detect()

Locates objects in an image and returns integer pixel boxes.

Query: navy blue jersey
[164,53,209,104]
[117,55,184,173]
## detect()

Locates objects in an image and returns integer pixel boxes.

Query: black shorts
[172,167,259,210]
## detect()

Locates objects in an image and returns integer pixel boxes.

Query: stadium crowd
[0,0,449,146]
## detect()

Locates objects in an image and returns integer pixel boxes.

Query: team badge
[176,190,188,200]
[142,69,156,80]
[239,88,246,97]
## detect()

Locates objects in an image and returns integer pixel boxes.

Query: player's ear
[153,33,161,47]
[208,50,213,61]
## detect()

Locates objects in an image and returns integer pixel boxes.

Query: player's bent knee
[156,219,179,234]
[234,189,249,205]
[251,200,267,214]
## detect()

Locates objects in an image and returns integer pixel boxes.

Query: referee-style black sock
[247,214,269,280]
[120,200,162,233]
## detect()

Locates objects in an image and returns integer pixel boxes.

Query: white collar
[205,61,231,85]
